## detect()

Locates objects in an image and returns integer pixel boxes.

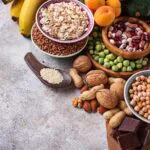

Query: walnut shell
[73,55,92,73]
[85,70,108,87]
[96,89,119,109]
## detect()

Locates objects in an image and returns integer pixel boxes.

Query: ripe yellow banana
[2,0,13,4]
[19,0,46,37]
[10,0,24,21]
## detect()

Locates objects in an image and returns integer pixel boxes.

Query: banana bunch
[2,0,47,37]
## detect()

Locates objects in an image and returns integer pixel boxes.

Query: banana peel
[10,0,24,21]
[19,0,46,37]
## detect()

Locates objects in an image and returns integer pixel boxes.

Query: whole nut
[73,55,92,73]
[90,100,98,113]
[85,70,108,87]
[83,101,91,113]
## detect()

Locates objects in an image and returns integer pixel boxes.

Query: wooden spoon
[24,52,72,88]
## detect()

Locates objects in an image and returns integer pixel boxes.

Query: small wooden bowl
[102,17,150,60]
[87,53,150,79]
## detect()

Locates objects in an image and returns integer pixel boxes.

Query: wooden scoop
[24,52,72,88]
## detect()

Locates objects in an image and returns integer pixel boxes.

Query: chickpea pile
[129,75,150,119]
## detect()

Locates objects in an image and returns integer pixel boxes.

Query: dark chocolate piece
[117,133,141,150]
[142,130,150,150]
[118,117,142,133]
[138,128,148,145]
[111,129,125,141]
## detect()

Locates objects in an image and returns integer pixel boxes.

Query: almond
[90,100,98,113]
[83,101,91,113]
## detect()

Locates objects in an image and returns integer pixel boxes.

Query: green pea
[117,63,123,69]
[122,67,127,72]
[88,45,94,50]
[89,50,94,54]
[114,59,118,65]
[123,60,130,67]
[104,58,109,63]
[108,54,116,61]
[112,65,119,72]
[104,62,111,68]
[101,44,105,49]
[142,60,148,66]
[136,64,142,69]
[94,51,99,54]
[136,59,142,64]
[130,61,136,69]
[99,58,104,65]
[94,56,99,61]
[127,66,133,72]
[109,61,114,67]
[96,41,101,45]
[99,52,105,58]
[117,56,124,63]
[95,44,102,51]
[104,49,109,55]
[143,57,149,62]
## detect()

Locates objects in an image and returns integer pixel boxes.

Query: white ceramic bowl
[31,25,88,58]
[36,0,94,44]
[124,70,150,124]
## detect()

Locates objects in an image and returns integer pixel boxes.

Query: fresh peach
[85,0,105,11]
[94,6,115,26]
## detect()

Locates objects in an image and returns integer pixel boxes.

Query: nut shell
[85,70,108,86]
[96,89,118,109]
[73,55,92,73]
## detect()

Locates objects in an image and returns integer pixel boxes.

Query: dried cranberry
[143,34,150,42]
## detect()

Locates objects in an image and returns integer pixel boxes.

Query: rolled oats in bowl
[39,1,89,40]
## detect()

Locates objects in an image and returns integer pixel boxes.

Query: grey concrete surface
[0,3,108,150]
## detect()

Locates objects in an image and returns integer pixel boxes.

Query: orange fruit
[94,6,115,26]
[85,0,105,11]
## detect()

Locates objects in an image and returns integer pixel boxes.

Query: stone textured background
[0,2,107,150]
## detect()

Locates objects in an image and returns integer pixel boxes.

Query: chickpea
[133,86,137,91]
[134,106,140,112]
[144,113,148,118]
[137,102,142,108]
[146,105,150,109]
[139,110,144,116]
[146,96,150,101]
[136,76,141,82]
[133,95,140,102]
[140,96,146,101]
[142,85,146,91]
[137,85,142,91]
[130,94,134,98]
[140,75,146,81]
[142,107,148,113]
[142,92,146,97]
[130,100,136,106]
[146,100,150,105]
[142,102,146,106]
[129,89,134,94]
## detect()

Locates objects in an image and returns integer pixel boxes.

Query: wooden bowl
[87,53,150,79]
[102,17,150,60]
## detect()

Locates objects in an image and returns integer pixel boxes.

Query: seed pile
[39,2,89,40]
[40,68,63,84]
[129,75,150,119]
[32,25,87,56]
[108,21,150,52]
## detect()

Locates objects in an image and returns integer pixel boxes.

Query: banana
[10,0,24,21]
[2,0,13,4]
[19,0,46,37]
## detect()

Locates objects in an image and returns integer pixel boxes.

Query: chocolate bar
[117,133,141,150]
[111,129,124,141]
[118,117,142,133]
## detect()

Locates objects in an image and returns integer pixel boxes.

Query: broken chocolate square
[118,117,142,133]
[117,133,141,150]
[111,129,124,141]
[142,130,150,150]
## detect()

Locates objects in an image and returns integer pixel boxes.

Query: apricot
[94,6,115,26]
[85,0,105,11]
[106,0,121,17]
[113,7,121,17]
[106,0,121,8]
